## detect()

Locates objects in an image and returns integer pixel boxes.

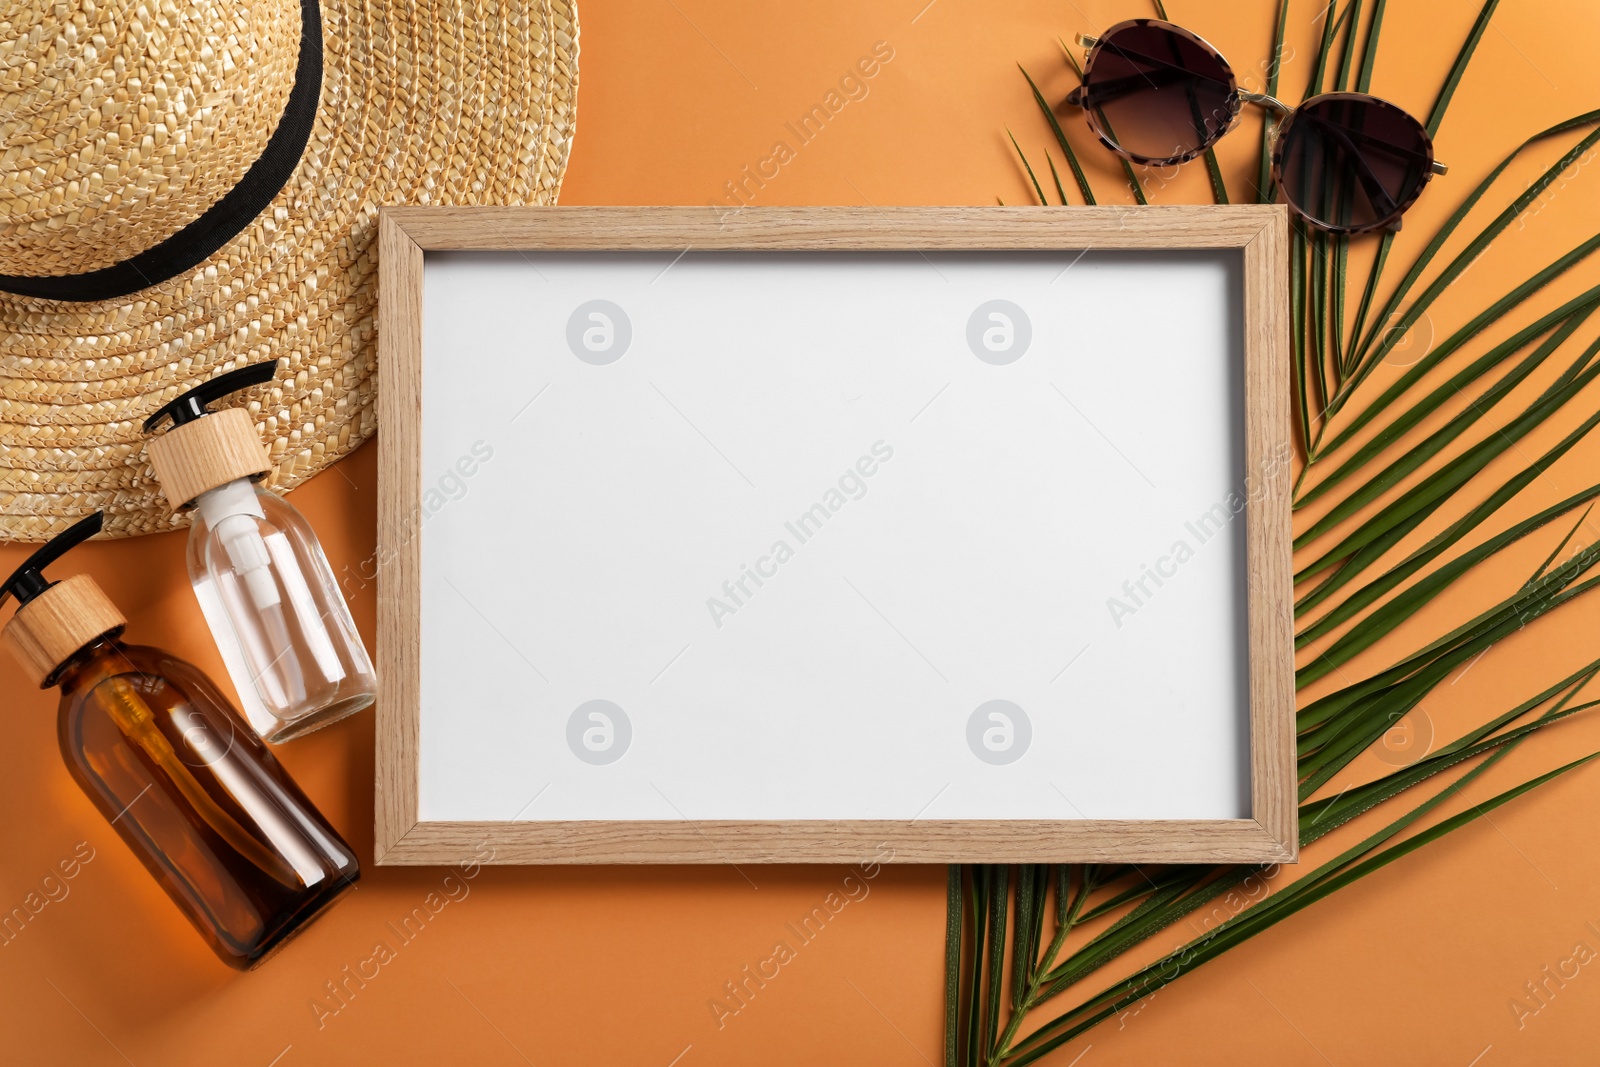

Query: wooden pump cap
[2,574,126,688]
[146,407,272,510]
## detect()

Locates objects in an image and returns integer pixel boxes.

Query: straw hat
[0,0,578,539]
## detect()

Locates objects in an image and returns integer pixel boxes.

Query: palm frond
[963,5,1600,1062]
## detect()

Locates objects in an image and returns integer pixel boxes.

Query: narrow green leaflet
[1021,64,1095,205]
[945,866,963,1067]
[1007,129,1049,206]
[1257,0,1292,202]
[1425,0,1500,138]
[1355,0,1387,93]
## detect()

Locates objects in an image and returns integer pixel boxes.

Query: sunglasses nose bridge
[1238,90,1293,117]
[1238,91,1294,164]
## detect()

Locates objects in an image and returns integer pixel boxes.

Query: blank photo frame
[375,206,1294,865]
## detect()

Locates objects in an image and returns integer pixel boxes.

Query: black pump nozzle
[143,360,278,434]
[0,512,103,611]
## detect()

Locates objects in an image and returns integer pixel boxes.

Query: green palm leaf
[1302,274,1600,504]
[1295,334,1600,580]
[1293,308,1597,548]
[962,4,1600,1062]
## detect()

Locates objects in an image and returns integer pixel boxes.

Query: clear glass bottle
[1,514,360,970]
[188,479,377,741]
[144,361,376,742]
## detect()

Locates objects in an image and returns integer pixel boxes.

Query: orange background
[4,1,1600,1063]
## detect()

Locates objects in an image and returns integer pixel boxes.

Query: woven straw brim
[0,0,579,540]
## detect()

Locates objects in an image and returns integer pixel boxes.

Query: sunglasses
[1064,19,1448,234]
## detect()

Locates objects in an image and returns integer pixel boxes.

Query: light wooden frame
[375,205,1295,866]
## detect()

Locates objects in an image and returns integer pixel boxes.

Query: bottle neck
[50,632,130,692]
[195,478,264,529]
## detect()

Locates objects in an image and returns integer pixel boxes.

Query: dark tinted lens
[1277,97,1431,232]
[1083,23,1235,161]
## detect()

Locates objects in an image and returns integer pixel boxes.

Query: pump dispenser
[144,362,376,742]
[0,514,359,970]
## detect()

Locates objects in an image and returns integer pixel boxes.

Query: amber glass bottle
[1,515,359,970]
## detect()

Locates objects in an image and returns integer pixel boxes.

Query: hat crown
[0,0,579,542]
[0,0,305,280]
